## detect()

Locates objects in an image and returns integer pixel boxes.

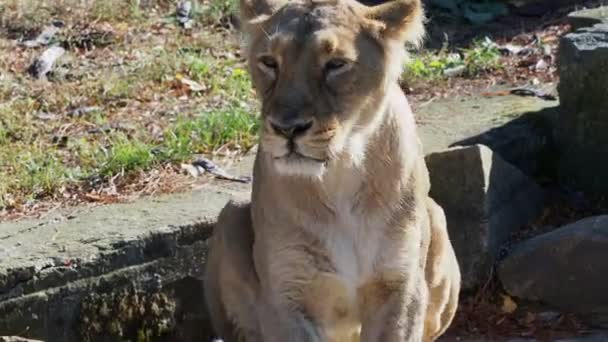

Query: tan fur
[204,0,460,341]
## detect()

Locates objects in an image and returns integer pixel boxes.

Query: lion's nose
[269,117,313,139]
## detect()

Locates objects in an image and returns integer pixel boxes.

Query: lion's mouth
[274,150,327,164]
[268,143,331,176]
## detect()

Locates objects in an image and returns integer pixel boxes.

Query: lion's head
[240,0,424,177]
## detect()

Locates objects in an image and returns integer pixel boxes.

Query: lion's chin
[272,153,327,178]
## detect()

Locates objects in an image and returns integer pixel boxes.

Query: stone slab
[568,7,608,31]
[0,182,249,301]
[426,144,544,291]
[557,24,608,195]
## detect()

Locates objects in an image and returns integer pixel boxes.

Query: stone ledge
[1,236,214,341]
[0,183,249,301]
[0,178,250,341]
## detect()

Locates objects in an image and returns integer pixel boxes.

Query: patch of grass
[0,100,37,145]
[80,102,259,178]
[100,135,156,176]
[199,0,238,24]
[92,0,144,22]
[0,147,75,207]
[103,76,135,100]
[163,105,260,161]
[1,0,149,28]
[403,37,502,81]
[0,124,7,145]
[18,151,72,197]
[0,0,259,213]
[183,54,252,99]
[222,67,252,99]
[0,103,259,209]
[404,54,463,80]
[461,38,503,75]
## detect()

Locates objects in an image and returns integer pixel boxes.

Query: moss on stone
[78,286,177,342]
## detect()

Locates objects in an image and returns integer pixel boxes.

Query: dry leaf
[501,294,518,313]
[177,75,207,92]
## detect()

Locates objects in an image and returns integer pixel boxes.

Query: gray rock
[27,46,65,79]
[177,0,192,20]
[557,24,608,195]
[176,1,193,28]
[426,144,544,290]
[499,216,608,328]
[568,7,608,31]
[415,93,559,180]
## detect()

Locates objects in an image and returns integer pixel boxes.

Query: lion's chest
[324,212,383,288]
[304,210,392,338]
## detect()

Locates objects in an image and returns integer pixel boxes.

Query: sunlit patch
[345,133,366,167]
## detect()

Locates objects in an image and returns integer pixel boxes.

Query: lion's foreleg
[360,273,428,342]
[257,300,324,342]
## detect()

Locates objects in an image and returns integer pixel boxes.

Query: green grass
[163,105,259,160]
[100,135,157,176]
[0,145,76,205]
[0,86,259,208]
[97,106,259,177]
[0,104,260,209]
[0,0,258,212]
[198,0,239,25]
[14,151,67,196]
[403,37,502,81]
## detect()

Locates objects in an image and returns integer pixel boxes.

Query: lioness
[203,0,461,340]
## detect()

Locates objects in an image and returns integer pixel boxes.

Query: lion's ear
[240,0,281,24]
[364,0,425,45]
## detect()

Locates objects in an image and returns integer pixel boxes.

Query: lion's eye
[259,55,278,69]
[257,55,278,79]
[324,58,351,78]
[325,59,347,71]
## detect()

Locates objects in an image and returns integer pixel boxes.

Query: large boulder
[568,7,608,31]
[557,24,608,196]
[425,144,544,291]
[498,216,608,328]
